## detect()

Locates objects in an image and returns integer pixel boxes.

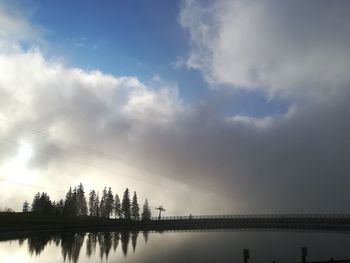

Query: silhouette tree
[54,199,64,215]
[63,187,78,216]
[88,190,97,216]
[31,192,41,213]
[22,200,30,212]
[29,190,64,216]
[30,192,53,215]
[94,192,100,217]
[121,188,131,219]
[141,199,151,221]
[131,191,140,220]
[114,194,121,218]
[23,185,149,219]
[76,183,88,216]
[100,187,107,217]
[105,187,114,218]
[40,192,53,214]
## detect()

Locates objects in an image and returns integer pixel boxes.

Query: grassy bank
[0,212,140,233]
[2,212,350,237]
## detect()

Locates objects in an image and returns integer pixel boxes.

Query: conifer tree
[89,190,97,216]
[131,191,140,220]
[55,199,64,215]
[31,192,41,213]
[100,187,107,217]
[22,200,30,212]
[141,199,151,221]
[121,188,131,219]
[40,192,53,214]
[94,192,100,217]
[114,194,121,218]
[63,187,78,216]
[77,183,88,216]
[105,187,114,218]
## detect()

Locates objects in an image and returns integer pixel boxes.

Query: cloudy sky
[0,0,350,215]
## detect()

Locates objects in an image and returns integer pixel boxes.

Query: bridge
[136,214,350,232]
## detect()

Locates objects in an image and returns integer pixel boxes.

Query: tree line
[22,183,152,220]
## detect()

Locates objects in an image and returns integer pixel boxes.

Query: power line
[0,178,66,194]
[0,118,223,196]
[0,117,173,179]
[0,138,179,192]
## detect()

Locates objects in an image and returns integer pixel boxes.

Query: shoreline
[2,212,350,240]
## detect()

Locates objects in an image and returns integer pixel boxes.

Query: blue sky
[22,0,288,117]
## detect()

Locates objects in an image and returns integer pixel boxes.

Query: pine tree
[141,199,151,221]
[114,194,121,218]
[30,192,53,214]
[131,191,140,220]
[105,187,114,218]
[22,200,30,212]
[41,192,51,214]
[31,192,41,213]
[95,192,101,216]
[63,187,78,216]
[76,183,88,216]
[121,188,131,219]
[56,199,64,215]
[100,187,107,217]
[89,190,97,216]
[72,187,78,215]
[63,187,72,216]
[94,192,100,217]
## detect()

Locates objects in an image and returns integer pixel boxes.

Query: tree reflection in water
[61,233,85,263]
[86,232,97,257]
[143,231,149,243]
[98,232,113,260]
[28,234,54,256]
[22,231,147,261]
[112,232,120,252]
[121,231,131,257]
[131,231,138,253]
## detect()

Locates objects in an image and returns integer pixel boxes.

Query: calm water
[1,230,350,262]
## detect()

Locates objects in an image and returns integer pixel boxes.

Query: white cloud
[0,4,193,212]
[225,115,274,129]
[180,0,350,100]
[0,2,43,51]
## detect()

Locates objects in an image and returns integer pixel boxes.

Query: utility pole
[155,206,166,220]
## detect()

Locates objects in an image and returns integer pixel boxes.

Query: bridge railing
[151,214,350,221]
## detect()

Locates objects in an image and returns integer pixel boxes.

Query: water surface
[1,230,350,262]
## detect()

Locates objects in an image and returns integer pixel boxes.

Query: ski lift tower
[155,206,166,220]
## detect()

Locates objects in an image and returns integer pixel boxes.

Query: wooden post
[301,247,308,263]
[243,249,250,263]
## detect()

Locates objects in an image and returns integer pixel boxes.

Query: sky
[0,0,350,215]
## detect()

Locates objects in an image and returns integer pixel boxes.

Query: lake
[1,230,350,262]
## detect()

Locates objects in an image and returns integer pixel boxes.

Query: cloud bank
[180,0,350,100]
[1,1,350,214]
